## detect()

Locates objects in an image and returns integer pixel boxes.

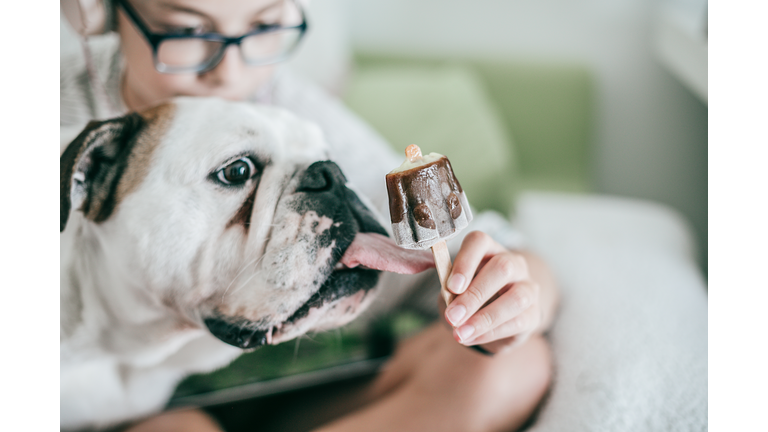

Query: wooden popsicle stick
[431,240,455,306]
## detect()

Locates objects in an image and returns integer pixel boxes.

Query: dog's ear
[60,113,146,232]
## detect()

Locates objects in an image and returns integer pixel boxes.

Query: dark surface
[171,312,426,401]
[202,372,379,432]
[196,312,430,432]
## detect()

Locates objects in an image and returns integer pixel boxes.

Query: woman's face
[117,0,289,111]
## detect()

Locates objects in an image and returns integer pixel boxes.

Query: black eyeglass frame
[117,0,308,74]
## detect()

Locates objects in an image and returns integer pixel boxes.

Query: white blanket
[513,192,707,432]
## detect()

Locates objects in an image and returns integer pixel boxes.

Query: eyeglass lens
[156,27,303,71]
[154,0,304,72]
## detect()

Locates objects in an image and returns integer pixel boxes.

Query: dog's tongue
[340,233,435,274]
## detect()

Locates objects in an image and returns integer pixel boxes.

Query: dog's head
[60,97,432,349]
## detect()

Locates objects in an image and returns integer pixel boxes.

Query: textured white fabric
[514,192,707,432]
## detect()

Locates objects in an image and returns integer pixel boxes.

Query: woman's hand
[441,231,558,355]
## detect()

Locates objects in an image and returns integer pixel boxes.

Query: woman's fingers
[458,303,541,346]
[442,231,540,349]
[445,231,506,295]
[450,280,539,343]
[445,251,530,328]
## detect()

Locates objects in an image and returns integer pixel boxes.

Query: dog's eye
[216,157,257,186]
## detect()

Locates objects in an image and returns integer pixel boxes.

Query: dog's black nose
[297,161,347,193]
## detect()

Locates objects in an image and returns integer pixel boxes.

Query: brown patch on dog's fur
[60,115,146,231]
[114,103,177,204]
[61,103,177,232]
[226,178,261,233]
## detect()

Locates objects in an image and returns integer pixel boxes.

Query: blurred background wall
[61,0,708,269]
[337,0,708,268]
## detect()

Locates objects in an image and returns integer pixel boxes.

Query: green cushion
[343,64,519,215]
[346,55,595,206]
[470,62,592,190]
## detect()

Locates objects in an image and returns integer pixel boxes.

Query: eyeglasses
[117,0,308,74]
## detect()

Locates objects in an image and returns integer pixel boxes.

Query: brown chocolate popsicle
[386,144,473,305]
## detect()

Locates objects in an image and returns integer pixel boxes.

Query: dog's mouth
[204,232,434,349]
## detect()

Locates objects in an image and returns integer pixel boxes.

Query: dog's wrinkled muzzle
[204,317,269,348]
[205,161,396,350]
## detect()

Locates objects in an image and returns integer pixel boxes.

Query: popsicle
[386,144,473,305]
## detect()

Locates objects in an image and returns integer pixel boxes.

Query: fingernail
[447,273,466,293]
[446,305,466,325]
[456,324,475,342]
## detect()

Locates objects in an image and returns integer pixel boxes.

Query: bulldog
[60,97,433,431]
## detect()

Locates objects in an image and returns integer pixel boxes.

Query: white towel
[514,192,707,432]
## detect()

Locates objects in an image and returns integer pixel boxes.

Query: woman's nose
[201,45,245,87]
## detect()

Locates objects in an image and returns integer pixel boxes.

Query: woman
[61,0,559,430]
